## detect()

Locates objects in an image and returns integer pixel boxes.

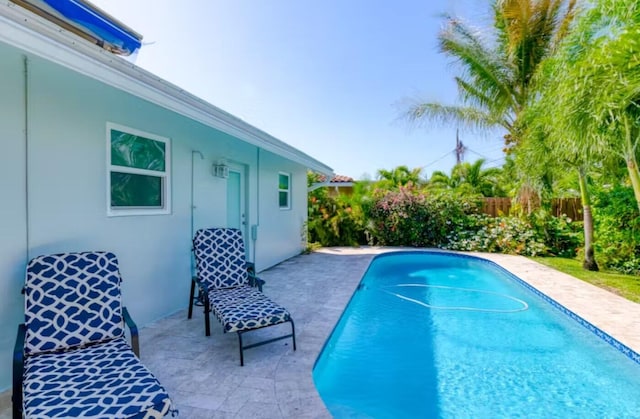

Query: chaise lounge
[13,251,174,419]
[188,228,296,365]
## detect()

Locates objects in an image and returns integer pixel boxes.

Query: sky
[91,0,506,180]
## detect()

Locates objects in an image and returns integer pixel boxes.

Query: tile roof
[317,174,354,183]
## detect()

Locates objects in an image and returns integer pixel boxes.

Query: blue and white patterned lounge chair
[12,251,175,419]
[188,228,296,366]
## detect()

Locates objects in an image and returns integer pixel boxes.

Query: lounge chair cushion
[208,285,291,333]
[23,338,172,418]
[193,228,248,289]
[24,252,124,356]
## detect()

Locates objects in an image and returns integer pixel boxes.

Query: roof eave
[0,1,333,174]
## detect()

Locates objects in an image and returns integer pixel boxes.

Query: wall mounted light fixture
[212,160,229,179]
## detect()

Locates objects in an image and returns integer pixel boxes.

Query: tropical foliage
[376,165,424,189]
[530,0,640,211]
[307,160,582,257]
[592,185,640,275]
[307,172,367,246]
[402,0,576,149]
[365,187,479,247]
[444,214,547,256]
[306,0,640,277]
[429,159,506,196]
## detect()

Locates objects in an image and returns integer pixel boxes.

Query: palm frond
[439,17,518,111]
[403,101,510,133]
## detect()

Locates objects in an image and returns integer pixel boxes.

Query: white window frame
[278,172,291,210]
[106,122,171,217]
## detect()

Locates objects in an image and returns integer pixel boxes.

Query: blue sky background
[92,0,506,180]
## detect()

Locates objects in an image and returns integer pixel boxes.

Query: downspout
[252,147,260,264]
[23,56,30,262]
[190,150,204,275]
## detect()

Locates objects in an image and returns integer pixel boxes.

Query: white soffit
[0,1,334,175]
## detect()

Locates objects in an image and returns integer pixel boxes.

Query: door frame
[226,162,249,245]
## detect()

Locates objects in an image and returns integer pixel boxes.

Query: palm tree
[523,0,640,269]
[429,169,463,191]
[540,0,640,212]
[429,159,504,197]
[458,159,504,196]
[520,84,601,270]
[403,0,576,150]
[376,166,423,189]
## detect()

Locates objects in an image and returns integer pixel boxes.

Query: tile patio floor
[1,247,639,418]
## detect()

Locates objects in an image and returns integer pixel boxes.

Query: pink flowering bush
[365,187,479,247]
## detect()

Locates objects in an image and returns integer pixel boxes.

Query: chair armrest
[122,307,140,358]
[248,273,265,292]
[245,262,256,276]
[245,262,265,291]
[192,275,209,294]
[13,324,26,416]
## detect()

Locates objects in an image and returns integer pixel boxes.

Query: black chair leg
[12,395,21,419]
[290,319,297,351]
[13,324,25,419]
[188,279,195,319]
[204,297,211,337]
[238,332,245,366]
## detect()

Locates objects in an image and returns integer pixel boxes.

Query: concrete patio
[1,247,639,418]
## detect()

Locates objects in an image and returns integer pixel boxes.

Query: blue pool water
[312,252,640,418]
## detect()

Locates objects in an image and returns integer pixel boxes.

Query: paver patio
[1,247,638,418]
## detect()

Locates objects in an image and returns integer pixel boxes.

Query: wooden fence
[551,197,583,221]
[481,197,583,221]
[481,198,512,217]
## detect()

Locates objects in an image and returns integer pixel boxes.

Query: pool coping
[471,253,640,365]
[474,252,640,357]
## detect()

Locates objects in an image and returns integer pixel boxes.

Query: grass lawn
[532,257,640,303]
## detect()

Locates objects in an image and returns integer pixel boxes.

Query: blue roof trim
[42,0,141,54]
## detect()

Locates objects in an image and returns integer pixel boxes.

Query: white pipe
[252,147,260,264]
[190,150,204,274]
[23,55,30,261]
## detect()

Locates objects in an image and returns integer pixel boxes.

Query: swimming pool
[312,251,640,418]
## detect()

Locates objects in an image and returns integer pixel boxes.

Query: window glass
[278,172,291,209]
[278,173,289,190]
[279,191,289,208]
[110,129,166,171]
[107,123,170,216]
[110,172,162,207]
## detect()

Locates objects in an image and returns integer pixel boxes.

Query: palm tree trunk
[626,156,640,214]
[623,117,640,214]
[578,167,598,271]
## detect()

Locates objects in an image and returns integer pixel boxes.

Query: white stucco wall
[0,44,311,390]
[255,150,308,270]
[0,42,29,394]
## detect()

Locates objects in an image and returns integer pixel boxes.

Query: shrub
[307,178,367,246]
[593,185,640,275]
[365,187,479,247]
[445,214,548,256]
[528,210,582,258]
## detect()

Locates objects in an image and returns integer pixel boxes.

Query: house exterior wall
[0,42,310,390]
[256,150,308,270]
[0,42,29,393]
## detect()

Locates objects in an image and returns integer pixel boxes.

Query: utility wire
[421,149,455,169]
[465,147,489,159]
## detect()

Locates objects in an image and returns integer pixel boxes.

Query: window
[278,172,291,210]
[107,123,171,216]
